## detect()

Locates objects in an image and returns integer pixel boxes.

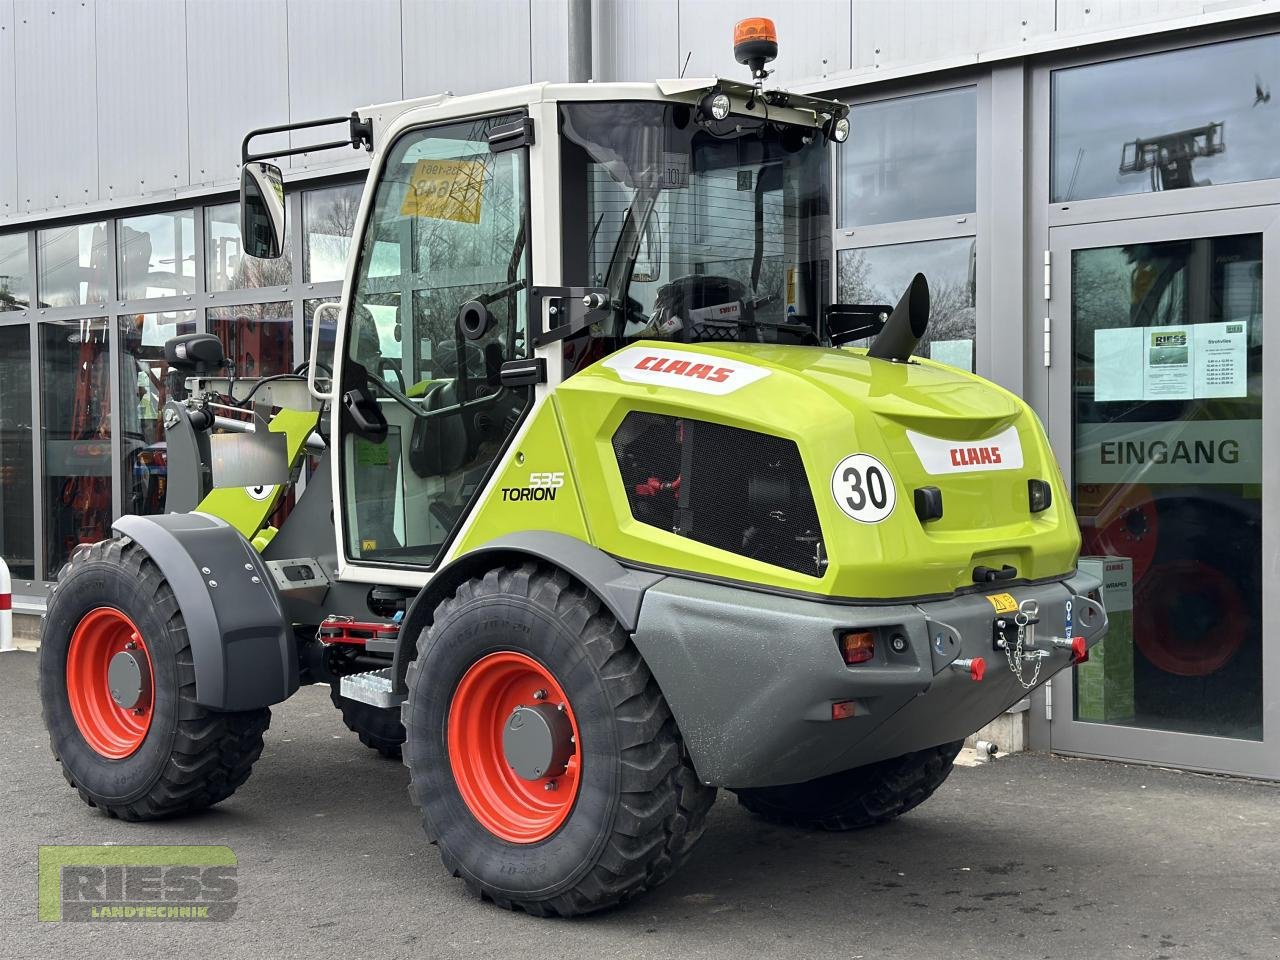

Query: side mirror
[240,161,286,259]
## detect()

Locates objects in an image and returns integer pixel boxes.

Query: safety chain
[1004,598,1046,690]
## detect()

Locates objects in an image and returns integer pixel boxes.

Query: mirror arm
[242,112,372,165]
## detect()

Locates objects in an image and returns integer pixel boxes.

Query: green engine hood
[551,340,1080,600]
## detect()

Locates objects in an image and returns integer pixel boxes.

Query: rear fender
[112,513,298,710]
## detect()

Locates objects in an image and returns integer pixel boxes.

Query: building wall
[0,0,1247,224]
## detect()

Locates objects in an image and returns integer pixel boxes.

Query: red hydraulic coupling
[950,657,986,681]
[1050,636,1089,664]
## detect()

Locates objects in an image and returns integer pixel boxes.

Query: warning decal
[986,593,1017,615]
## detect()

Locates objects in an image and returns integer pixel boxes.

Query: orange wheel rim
[66,607,154,759]
[447,651,582,843]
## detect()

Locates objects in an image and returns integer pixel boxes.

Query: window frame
[833,74,989,376]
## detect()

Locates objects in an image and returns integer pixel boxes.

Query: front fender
[113,513,297,710]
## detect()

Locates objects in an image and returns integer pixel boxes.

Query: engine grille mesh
[611,412,824,577]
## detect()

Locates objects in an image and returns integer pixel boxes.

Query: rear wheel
[329,682,405,759]
[402,562,715,916]
[735,740,963,831]
[39,537,270,820]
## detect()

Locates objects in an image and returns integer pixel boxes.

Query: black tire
[329,682,405,759]
[402,562,715,916]
[39,537,271,820]
[735,740,964,831]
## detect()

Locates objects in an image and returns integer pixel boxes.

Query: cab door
[337,112,534,571]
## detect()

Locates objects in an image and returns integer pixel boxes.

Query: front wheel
[735,741,964,831]
[402,563,715,916]
[39,538,270,820]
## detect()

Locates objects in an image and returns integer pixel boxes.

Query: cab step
[339,668,405,709]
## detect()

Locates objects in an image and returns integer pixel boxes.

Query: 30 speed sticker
[831,454,896,523]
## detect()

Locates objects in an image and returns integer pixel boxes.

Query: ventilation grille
[611,412,825,577]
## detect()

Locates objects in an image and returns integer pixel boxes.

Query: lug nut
[544,779,557,792]
[533,689,547,700]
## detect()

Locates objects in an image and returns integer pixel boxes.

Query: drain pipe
[0,556,12,653]
[568,0,592,82]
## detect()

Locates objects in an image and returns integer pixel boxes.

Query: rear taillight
[1028,478,1052,513]
[838,630,875,665]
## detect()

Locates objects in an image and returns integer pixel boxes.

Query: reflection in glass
[1052,34,1280,201]
[206,202,292,292]
[40,318,112,575]
[0,233,30,311]
[37,222,110,308]
[208,302,293,378]
[836,237,977,370]
[1071,234,1262,740]
[303,185,362,282]
[0,326,35,578]
[120,311,198,516]
[840,86,977,227]
[118,211,196,300]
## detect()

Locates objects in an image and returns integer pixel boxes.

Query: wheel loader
[39,19,1107,917]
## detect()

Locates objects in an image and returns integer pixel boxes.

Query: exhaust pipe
[868,272,930,363]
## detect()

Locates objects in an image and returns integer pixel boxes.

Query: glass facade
[0,183,359,583]
[0,233,30,311]
[118,210,196,300]
[0,325,34,578]
[304,184,362,282]
[1052,33,1280,201]
[836,237,978,370]
[40,318,112,575]
[37,222,110,308]
[840,86,977,227]
[206,201,293,291]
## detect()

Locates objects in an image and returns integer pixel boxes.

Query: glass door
[1046,206,1280,779]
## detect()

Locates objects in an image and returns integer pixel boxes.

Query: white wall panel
[96,0,188,204]
[186,0,290,187]
[530,0,569,83]
[675,0,852,84]
[851,0,1056,73]
[0,1,16,218]
[287,0,403,168]
[14,0,98,214]
[597,0,678,81]
[401,0,532,98]
[1057,0,1206,35]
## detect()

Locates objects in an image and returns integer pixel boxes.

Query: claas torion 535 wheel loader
[39,18,1106,917]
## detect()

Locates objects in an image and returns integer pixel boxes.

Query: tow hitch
[991,598,1089,690]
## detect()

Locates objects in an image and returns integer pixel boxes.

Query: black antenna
[679,51,691,78]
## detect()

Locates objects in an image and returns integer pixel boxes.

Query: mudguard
[391,531,664,694]
[112,513,298,711]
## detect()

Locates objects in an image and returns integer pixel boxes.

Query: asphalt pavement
[2,648,1277,960]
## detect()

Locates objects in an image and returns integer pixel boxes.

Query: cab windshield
[558,100,832,356]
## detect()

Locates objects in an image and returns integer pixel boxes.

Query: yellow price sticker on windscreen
[400,158,486,223]
[986,593,1018,615]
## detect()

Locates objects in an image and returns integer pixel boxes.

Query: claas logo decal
[634,354,733,383]
[906,425,1025,475]
[601,346,771,395]
[948,444,1003,467]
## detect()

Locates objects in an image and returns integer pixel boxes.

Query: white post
[0,556,13,653]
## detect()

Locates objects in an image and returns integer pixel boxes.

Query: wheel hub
[503,703,574,781]
[107,648,149,710]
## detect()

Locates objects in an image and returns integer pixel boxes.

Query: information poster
[1094,321,1247,402]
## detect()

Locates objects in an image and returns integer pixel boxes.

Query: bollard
[0,555,12,653]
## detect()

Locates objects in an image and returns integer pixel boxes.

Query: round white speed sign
[830,454,896,523]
